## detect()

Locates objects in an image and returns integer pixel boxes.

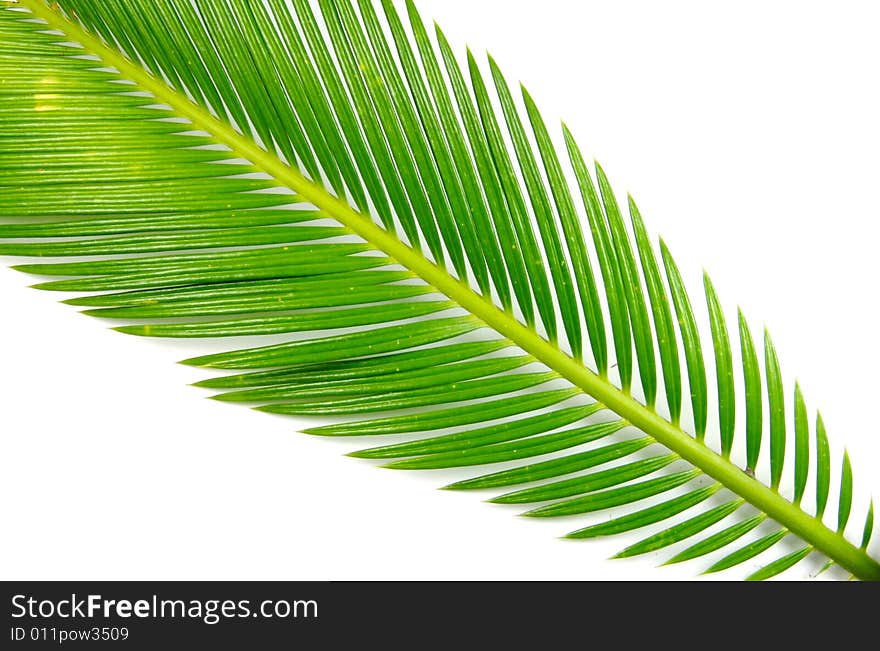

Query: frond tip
[1,0,877,580]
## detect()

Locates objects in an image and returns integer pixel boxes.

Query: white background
[2,0,879,580]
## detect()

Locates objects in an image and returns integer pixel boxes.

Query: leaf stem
[22,0,880,581]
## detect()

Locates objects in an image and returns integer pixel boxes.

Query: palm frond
[1,0,877,580]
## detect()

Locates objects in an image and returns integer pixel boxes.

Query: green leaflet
[446,437,654,491]
[566,484,722,539]
[469,55,555,340]
[839,452,853,534]
[0,225,347,257]
[630,200,681,424]
[522,87,606,369]
[491,455,678,505]
[257,371,558,416]
[386,421,624,471]
[793,384,810,505]
[308,389,580,437]
[746,547,812,582]
[195,340,513,390]
[117,301,457,338]
[489,59,580,358]
[524,469,701,518]
[353,405,599,460]
[665,513,767,566]
[2,0,878,581]
[596,164,656,405]
[397,0,508,305]
[703,275,734,456]
[659,241,706,438]
[324,0,450,267]
[705,529,788,574]
[216,356,534,402]
[66,269,415,307]
[616,499,744,559]
[435,25,532,321]
[738,310,762,471]
[15,244,369,277]
[83,279,432,320]
[0,209,322,238]
[566,129,631,387]
[182,317,482,369]
[863,501,875,551]
[764,332,786,489]
[376,0,489,295]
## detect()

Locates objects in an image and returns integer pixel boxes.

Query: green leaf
[764,331,786,489]
[738,310,762,471]
[376,0,488,294]
[399,0,508,305]
[259,371,557,416]
[816,413,831,519]
[488,59,579,356]
[491,454,678,505]
[746,546,812,582]
[793,384,810,505]
[469,55,555,338]
[217,355,533,403]
[630,200,681,424]
[195,340,510,390]
[352,404,598,460]
[524,469,701,518]
[703,274,734,455]
[351,0,469,279]
[304,0,427,250]
[659,240,707,438]
[862,501,875,551]
[434,23,532,320]
[615,499,744,559]
[839,451,853,534]
[665,513,767,566]
[705,529,787,574]
[566,128,631,388]
[0,209,322,238]
[522,87,606,369]
[446,437,653,491]
[276,0,389,222]
[566,484,721,539]
[0,225,346,257]
[251,0,362,207]
[84,278,431,320]
[3,0,879,582]
[309,389,579,437]
[596,164,656,405]
[181,317,479,369]
[386,421,624,471]
[118,301,456,338]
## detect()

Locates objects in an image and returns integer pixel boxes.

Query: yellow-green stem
[21,0,880,580]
